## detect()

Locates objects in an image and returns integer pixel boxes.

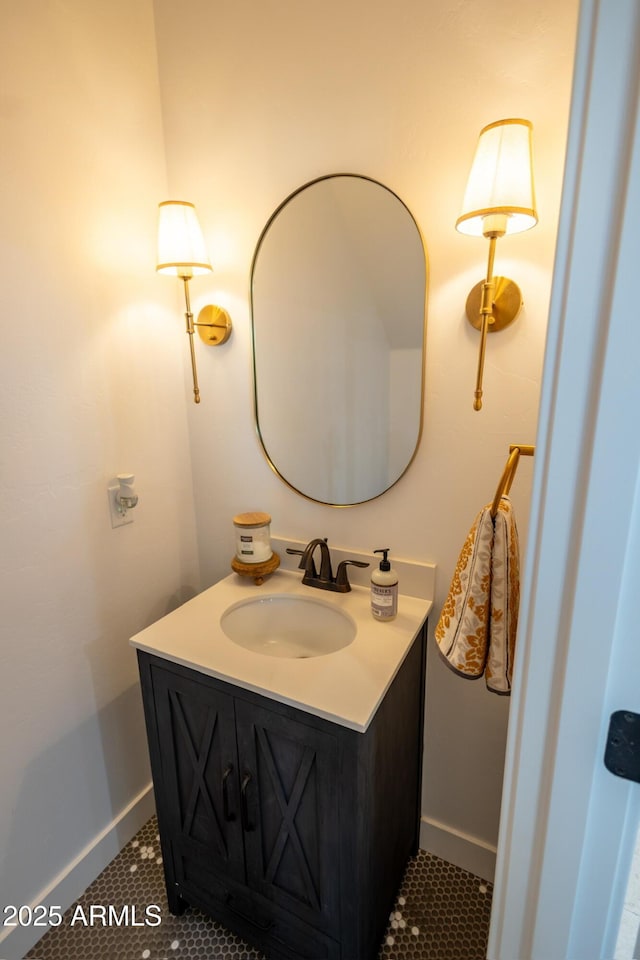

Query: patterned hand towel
[435,504,494,680]
[485,497,520,694]
[435,496,520,695]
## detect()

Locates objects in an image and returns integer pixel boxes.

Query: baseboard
[0,783,155,960]
[420,815,496,883]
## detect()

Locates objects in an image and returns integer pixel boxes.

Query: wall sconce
[156,200,232,404]
[456,118,537,411]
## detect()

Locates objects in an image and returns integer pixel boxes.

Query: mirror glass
[250,174,427,505]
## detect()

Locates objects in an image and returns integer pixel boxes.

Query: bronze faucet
[287,539,368,593]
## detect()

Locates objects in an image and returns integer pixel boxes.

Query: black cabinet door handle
[222,765,235,821]
[240,772,254,831]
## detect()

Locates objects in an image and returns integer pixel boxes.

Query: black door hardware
[604,711,640,783]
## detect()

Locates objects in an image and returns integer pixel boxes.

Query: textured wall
[152,0,579,860]
[0,0,200,923]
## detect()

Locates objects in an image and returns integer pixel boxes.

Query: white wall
[0,2,200,952]
[153,0,579,871]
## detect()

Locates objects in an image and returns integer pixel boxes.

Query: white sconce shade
[156,200,212,276]
[456,118,537,237]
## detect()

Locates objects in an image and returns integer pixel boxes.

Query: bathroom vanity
[132,564,432,960]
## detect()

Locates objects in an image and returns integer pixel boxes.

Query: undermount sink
[220,593,356,659]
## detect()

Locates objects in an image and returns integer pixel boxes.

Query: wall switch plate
[108,483,133,528]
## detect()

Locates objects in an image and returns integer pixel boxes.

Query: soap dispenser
[371,548,398,621]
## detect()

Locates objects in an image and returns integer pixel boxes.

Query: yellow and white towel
[435,496,520,695]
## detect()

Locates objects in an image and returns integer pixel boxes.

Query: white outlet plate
[108,484,133,528]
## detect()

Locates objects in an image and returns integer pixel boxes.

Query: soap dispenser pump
[371,548,398,621]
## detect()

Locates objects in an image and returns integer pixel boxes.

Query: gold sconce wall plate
[465,276,523,332]
[197,304,233,345]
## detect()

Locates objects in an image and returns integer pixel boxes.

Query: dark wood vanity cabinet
[137,622,426,960]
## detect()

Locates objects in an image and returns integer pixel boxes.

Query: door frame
[488,1,640,957]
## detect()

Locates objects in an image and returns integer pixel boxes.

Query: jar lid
[233,511,271,528]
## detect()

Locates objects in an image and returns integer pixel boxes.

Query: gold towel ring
[491,448,520,518]
[491,444,535,518]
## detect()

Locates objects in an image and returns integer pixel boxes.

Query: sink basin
[220,594,356,659]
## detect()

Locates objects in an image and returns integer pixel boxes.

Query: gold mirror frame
[250,174,428,506]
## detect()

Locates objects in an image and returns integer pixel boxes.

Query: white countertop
[130,568,432,732]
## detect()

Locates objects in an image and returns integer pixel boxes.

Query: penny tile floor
[25,816,492,959]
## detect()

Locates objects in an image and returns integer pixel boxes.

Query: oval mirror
[250,174,427,506]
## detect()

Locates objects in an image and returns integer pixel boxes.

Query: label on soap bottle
[371,583,398,620]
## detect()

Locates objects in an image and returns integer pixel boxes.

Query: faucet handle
[287,545,320,578]
[286,547,310,573]
[335,559,369,592]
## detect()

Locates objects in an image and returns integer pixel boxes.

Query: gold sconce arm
[180,278,233,405]
[474,235,497,411]
[181,277,201,404]
[466,251,523,411]
[468,234,523,411]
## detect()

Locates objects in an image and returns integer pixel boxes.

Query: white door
[488,0,640,957]
[615,828,640,958]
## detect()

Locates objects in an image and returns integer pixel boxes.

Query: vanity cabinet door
[235,699,341,936]
[150,664,246,889]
